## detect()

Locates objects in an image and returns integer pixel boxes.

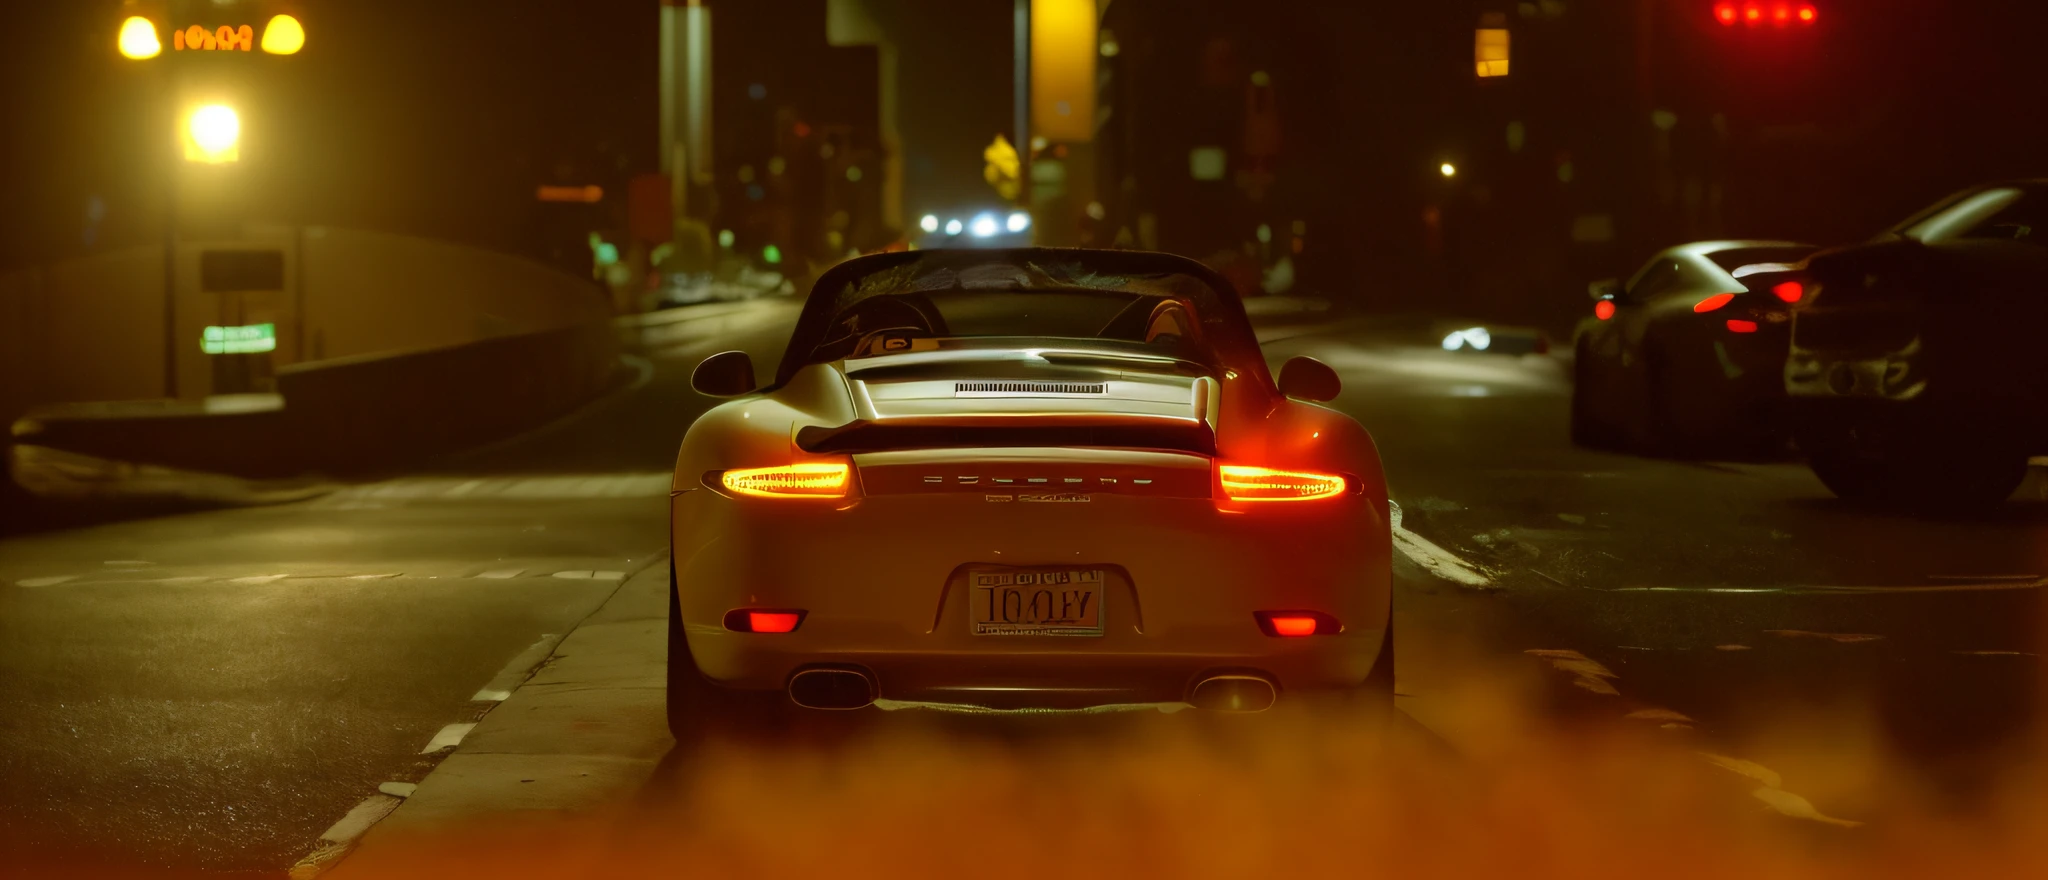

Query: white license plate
[970,569,1105,636]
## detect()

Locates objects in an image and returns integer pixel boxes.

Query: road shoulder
[311,560,673,878]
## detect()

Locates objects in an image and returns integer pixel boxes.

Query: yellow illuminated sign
[1030,0,1097,143]
[175,24,255,52]
[133,15,303,54]
[1475,28,1510,78]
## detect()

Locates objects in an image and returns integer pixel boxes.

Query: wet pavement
[2,303,2042,874]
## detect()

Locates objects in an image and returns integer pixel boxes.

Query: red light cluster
[1714,3,1817,27]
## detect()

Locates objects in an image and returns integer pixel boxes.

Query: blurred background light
[118,17,161,60]
[1006,212,1031,233]
[970,214,999,237]
[260,15,305,55]
[184,104,241,164]
[920,214,940,232]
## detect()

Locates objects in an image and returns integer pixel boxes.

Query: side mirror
[691,351,756,397]
[1277,356,1340,402]
[1588,278,1621,300]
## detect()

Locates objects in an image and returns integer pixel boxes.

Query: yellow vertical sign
[1031,0,1096,143]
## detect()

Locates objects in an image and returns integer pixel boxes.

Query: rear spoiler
[795,415,1216,456]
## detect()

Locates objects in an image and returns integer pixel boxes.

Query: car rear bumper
[669,488,1391,709]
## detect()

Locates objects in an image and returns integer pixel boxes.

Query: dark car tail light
[1771,281,1804,303]
[1254,610,1342,637]
[725,609,807,633]
[1726,319,1759,334]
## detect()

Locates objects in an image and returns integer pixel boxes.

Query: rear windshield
[777,252,1268,386]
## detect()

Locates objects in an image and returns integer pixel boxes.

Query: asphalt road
[2,302,2042,874]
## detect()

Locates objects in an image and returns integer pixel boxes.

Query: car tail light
[1693,293,1736,313]
[720,462,850,498]
[1255,610,1341,637]
[1726,319,1759,334]
[1219,465,1347,502]
[724,609,806,633]
[1594,300,1616,321]
[1772,281,1803,303]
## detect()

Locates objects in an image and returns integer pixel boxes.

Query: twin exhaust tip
[788,668,878,710]
[786,669,1278,713]
[1189,675,1277,713]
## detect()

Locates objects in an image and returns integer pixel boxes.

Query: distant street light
[920,214,940,233]
[1439,162,1458,178]
[184,104,241,164]
[119,17,162,60]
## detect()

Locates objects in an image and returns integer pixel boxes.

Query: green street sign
[201,323,276,354]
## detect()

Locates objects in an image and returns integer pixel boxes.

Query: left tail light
[719,462,850,499]
[1219,465,1347,502]
[1255,610,1342,637]
[724,609,806,633]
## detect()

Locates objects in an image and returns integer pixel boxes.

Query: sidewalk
[311,560,673,878]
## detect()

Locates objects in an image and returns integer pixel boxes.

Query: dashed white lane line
[16,576,77,588]
[550,570,625,581]
[229,574,289,584]
[475,569,525,579]
[471,633,564,701]
[420,722,477,754]
[1389,502,1492,587]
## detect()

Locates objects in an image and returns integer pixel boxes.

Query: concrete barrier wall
[12,319,623,479]
[0,229,609,431]
[301,228,609,362]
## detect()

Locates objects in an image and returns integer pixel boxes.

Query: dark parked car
[1571,240,1818,455]
[1786,181,2048,507]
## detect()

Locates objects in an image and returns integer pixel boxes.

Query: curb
[292,556,674,878]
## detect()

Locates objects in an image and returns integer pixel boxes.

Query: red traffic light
[1715,3,1816,27]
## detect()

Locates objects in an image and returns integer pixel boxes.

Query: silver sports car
[666,248,1392,735]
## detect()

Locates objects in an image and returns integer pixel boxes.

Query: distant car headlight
[1006,212,1031,233]
[970,214,1000,238]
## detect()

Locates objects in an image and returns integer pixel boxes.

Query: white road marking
[443,479,484,498]
[593,570,624,580]
[420,722,477,754]
[16,576,77,588]
[317,794,403,844]
[377,782,418,799]
[230,574,289,584]
[471,633,564,701]
[552,570,593,579]
[1388,502,1491,587]
[475,569,525,579]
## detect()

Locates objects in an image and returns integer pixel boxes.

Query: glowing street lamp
[1439,162,1458,179]
[184,104,241,164]
[119,17,162,59]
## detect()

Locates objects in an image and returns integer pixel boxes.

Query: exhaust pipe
[787,667,877,710]
[1189,675,1277,713]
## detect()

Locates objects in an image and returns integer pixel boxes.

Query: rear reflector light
[724,609,806,633]
[720,462,849,498]
[1255,610,1341,637]
[1694,293,1736,313]
[1772,281,1803,303]
[1726,319,1759,334]
[1219,465,1347,501]
[1594,300,1616,321]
